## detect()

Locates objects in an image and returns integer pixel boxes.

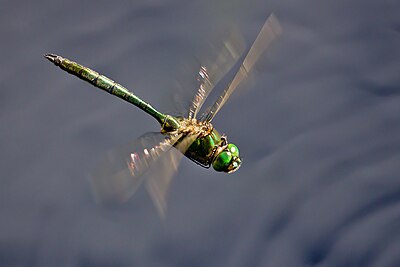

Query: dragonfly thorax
[177,118,214,137]
[171,117,241,173]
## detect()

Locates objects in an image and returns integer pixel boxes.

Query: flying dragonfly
[45,13,281,217]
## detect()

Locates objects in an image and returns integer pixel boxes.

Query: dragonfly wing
[145,133,200,218]
[203,13,282,122]
[90,132,183,204]
[188,32,245,119]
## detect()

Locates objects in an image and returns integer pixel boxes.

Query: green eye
[212,151,232,172]
[227,143,239,157]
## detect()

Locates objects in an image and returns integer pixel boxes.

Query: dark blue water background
[1,0,400,266]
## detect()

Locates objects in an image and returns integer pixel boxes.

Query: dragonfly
[45,13,281,216]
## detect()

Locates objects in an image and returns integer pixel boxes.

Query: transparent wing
[165,29,245,118]
[90,132,183,204]
[188,32,245,119]
[90,131,199,218]
[203,13,282,122]
[144,133,200,218]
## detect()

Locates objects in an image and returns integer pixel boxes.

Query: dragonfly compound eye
[227,143,239,158]
[212,143,242,173]
[212,151,232,172]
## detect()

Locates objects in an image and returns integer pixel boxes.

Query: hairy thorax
[177,118,214,137]
[172,118,224,168]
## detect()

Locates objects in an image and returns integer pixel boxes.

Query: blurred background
[1,0,400,266]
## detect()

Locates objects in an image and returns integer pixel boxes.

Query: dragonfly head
[212,143,242,173]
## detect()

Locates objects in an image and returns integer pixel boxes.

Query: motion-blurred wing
[145,133,200,218]
[90,132,183,204]
[203,13,282,122]
[188,32,245,119]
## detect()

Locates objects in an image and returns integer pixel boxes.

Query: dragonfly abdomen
[44,54,180,131]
